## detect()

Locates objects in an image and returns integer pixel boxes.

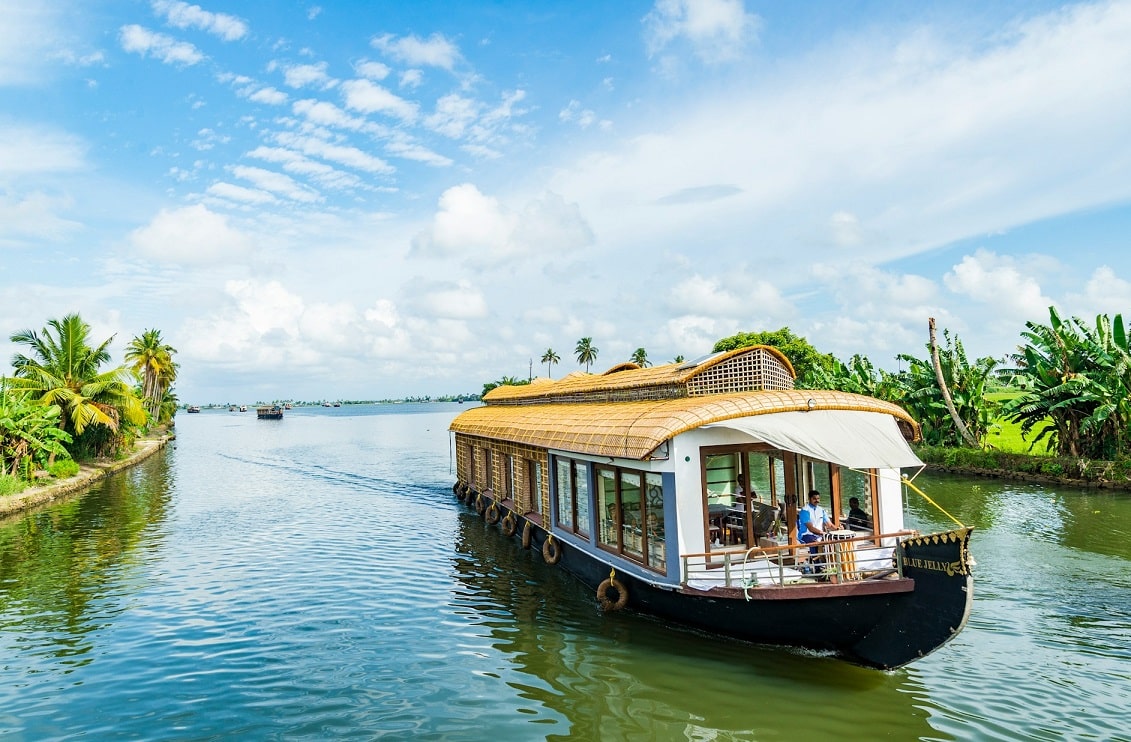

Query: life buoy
[485,501,501,524]
[501,512,517,536]
[542,535,561,565]
[521,521,533,549]
[475,494,487,515]
[597,576,629,612]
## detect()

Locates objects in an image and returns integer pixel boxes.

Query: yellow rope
[609,568,616,581]
[901,475,965,527]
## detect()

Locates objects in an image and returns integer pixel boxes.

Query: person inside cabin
[798,490,832,547]
[846,497,872,532]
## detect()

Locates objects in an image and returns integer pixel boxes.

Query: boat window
[555,459,574,530]
[704,453,738,503]
[594,464,667,575]
[485,449,495,493]
[467,444,476,486]
[527,460,542,515]
[573,462,590,539]
[553,458,590,540]
[505,455,515,499]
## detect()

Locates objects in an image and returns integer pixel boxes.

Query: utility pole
[528,358,533,381]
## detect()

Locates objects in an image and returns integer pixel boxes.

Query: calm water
[2,403,1130,741]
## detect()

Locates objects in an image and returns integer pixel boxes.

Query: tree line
[1,314,178,493]
[486,307,1131,462]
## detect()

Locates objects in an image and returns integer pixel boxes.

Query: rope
[901,475,964,527]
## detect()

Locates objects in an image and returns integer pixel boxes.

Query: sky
[3,0,1131,403]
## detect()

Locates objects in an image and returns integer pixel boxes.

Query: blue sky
[3,0,1131,403]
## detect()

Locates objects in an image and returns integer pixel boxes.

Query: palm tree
[575,337,599,372]
[125,329,178,422]
[630,347,650,367]
[541,348,561,378]
[9,314,146,458]
[672,355,685,364]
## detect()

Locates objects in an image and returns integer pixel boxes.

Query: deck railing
[680,530,918,590]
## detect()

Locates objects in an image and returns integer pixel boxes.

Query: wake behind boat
[449,345,973,669]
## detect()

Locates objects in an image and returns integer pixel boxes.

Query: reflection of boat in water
[256,405,284,420]
[449,346,973,669]
[187,406,201,413]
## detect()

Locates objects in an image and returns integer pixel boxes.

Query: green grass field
[984,390,1050,455]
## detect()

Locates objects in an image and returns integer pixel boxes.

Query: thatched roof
[451,389,919,460]
[484,346,797,406]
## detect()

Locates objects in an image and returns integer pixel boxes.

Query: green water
[1,404,1129,740]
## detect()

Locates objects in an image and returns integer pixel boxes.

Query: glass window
[620,471,643,560]
[705,453,738,502]
[555,459,573,529]
[485,450,495,493]
[596,467,618,549]
[527,460,542,514]
[574,461,590,538]
[645,473,665,568]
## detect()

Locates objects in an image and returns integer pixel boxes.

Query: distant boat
[187,406,201,413]
[333,402,341,407]
[228,405,238,411]
[284,403,294,409]
[256,405,284,420]
[322,402,332,407]
[240,405,248,412]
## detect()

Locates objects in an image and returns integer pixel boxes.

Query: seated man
[797,489,833,552]
[846,497,872,532]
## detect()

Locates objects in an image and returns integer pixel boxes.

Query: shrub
[0,473,26,497]
[48,459,80,478]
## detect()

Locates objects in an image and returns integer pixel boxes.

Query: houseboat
[256,404,284,419]
[448,346,973,670]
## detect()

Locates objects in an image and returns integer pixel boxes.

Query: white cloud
[944,250,1053,321]
[372,33,461,70]
[130,204,254,263]
[830,211,863,247]
[399,69,423,88]
[402,280,488,320]
[643,0,761,63]
[245,86,288,104]
[120,25,204,65]
[1070,266,1131,319]
[411,185,594,263]
[425,94,479,138]
[0,191,81,246]
[293,98,369,130]
[0,124,84,174]
[273,131,394,174]
[152,1,248,41]
[354,60,390,79]
[340,78,419,122]
[282,61,334,89]
[559,100,598,128]
[230,165,322,202]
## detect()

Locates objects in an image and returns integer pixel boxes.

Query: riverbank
[0,430,175,519]
[917,444,1131,491]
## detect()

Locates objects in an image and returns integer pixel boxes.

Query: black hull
[456,487,973,670]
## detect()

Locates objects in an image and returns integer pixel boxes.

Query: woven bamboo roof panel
[484,346,797,406]
[451,389,919,460]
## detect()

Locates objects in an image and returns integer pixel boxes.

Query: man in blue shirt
[798,489,832,545]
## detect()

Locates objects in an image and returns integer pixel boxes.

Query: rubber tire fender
[542,536,562,565]
[597,577,629,612]
[485,501,501,525]
[500,512,517,537]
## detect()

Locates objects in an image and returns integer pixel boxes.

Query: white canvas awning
[706,410,923,469]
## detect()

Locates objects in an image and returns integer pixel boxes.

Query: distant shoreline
[0,430,175,520]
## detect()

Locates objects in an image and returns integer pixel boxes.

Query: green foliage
[1003,308,1131,459]
[892,330,999,447]
[125,328,179,423]
[1,380,73,476]
[482,375,531,397]
[712,327,837,383]
[540,348,560,378]
[575,337,599,372]
[48,459,80,478]
[8,313,147,459]
[630,347,650,367]
[0,472,25,497]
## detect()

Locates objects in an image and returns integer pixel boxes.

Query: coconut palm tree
[125,329,178,422]
[630,347,650,367]
[9,314,146,458]
[541,348,561,378]
[575,337,599,372]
